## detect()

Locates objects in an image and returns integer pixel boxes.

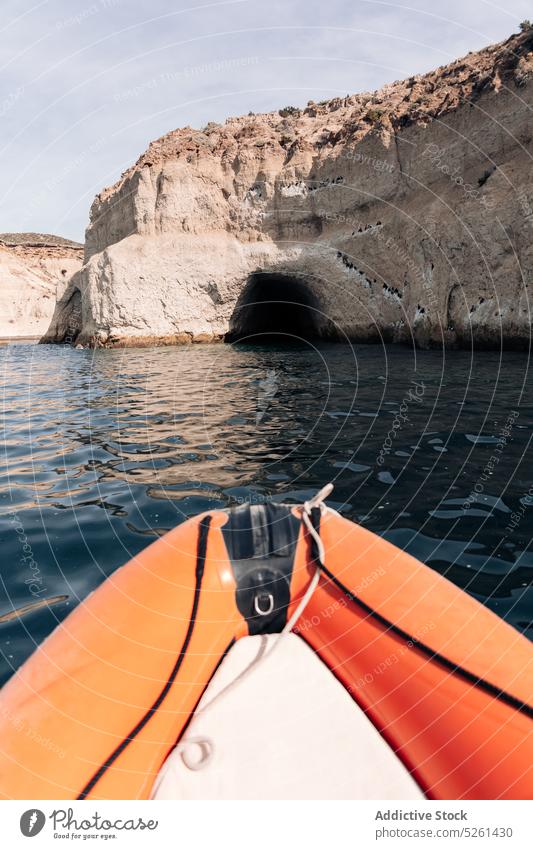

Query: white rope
[171,484,334,774]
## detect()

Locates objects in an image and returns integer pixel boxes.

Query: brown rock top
[97,28,533,203]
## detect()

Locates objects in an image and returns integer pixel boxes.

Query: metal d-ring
[253,592,275,616]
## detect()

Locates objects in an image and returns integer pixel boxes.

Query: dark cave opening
[226,273,323,344]
[58,288,83,345]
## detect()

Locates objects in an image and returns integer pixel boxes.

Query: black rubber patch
[222,503,301,635]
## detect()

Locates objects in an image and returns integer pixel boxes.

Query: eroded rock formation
[1,234,83,338]
[43,29,533,349]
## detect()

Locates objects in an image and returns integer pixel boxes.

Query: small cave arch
[56,288,83,344]
[226,272,325,344]
[446,283,462,332]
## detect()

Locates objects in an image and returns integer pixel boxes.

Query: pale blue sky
[0,0,529,241]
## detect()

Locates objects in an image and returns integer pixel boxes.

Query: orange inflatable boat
[0,490,532,800]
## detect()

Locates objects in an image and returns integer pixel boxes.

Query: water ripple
[0,341,532,683]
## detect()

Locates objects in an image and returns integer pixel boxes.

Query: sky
[0,0,530,241]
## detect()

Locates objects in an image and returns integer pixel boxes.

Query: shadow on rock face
[40,285,83,345]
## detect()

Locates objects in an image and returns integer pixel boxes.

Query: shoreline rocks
[1,234,83,339]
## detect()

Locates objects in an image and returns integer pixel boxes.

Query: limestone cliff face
[43,29,533,349]
[0,234,83,338]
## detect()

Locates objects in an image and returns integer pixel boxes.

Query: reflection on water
[0,341,532,684]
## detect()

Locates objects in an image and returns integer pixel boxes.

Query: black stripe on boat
[308,508,533,719]
[168,637,236,756]
[77,514,212,800]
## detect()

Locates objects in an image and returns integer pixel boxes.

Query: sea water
[0,340,531,684]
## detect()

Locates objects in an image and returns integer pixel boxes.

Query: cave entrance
[56,288,82,344]
[226,272,323,344]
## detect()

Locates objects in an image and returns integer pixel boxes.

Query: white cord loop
[173,484,334,773]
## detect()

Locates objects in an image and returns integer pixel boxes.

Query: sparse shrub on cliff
[519,20,532,32]
[278,106,301,118]
[365,108,383,123]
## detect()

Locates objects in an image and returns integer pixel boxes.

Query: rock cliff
[1,234,83,338]
[42,28,533,349]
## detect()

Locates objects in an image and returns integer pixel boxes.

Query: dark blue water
[1,341,532,685]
